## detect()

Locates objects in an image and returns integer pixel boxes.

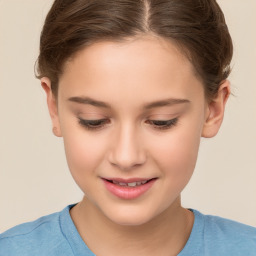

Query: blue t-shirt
[1,205,256,256]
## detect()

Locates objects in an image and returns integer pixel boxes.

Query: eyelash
[78,118,178,131]
[145,118,178,130]
[78,118,110,131]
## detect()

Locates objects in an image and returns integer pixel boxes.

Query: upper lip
[102,177,157,183]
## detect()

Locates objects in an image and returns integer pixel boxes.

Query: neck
[70,196,194,256]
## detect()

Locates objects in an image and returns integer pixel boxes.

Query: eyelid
[78,118,110,131]
[146,118,178,130]
[77,116,179,131]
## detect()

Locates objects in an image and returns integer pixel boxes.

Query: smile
[102,178,157,199]
[111,180,148,187]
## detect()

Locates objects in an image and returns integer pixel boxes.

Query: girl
[1,0,256,255]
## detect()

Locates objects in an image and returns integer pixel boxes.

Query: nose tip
[108,128,146,171]
[111,161,143,172]
[109,145,146,171]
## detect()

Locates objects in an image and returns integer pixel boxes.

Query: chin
[110,215,152,226]
[102,205,159,227]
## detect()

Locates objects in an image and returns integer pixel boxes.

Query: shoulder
[193,209,256,255]
[0,207,73,256]
[0,211,60,239]
[201,211,256,239]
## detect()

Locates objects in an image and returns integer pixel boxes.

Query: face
[42,36,228,226]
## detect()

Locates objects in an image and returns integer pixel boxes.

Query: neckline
[60,205,204,256]
[178,209,204,255]
[59,204,96,256]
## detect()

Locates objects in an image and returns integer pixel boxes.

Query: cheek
[150,124,201,182]
[62,129,106,184]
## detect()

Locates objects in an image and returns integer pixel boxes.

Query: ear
[202,80,230,138]
[41,77,62,137]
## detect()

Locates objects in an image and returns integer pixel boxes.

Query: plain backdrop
[0,0,256,232]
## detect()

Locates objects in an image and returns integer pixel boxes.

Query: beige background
[0,0,255,232]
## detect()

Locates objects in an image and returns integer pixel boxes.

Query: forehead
[59,36,204,104]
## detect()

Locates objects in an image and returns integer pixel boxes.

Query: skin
[42,36,230,256]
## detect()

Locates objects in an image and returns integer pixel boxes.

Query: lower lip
[102,179,157,200]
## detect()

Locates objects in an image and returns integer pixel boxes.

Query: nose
[108,124,146,171]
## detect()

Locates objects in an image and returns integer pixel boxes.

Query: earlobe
[202,80,230,138]
[41,77,62,137]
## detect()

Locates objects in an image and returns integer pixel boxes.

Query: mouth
[104,178,156,187]
[101,177,158,200]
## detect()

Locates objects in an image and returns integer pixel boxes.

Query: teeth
[127,182,137,187]
[111,180,148,187]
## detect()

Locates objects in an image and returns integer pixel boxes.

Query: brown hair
[36,0,233,99]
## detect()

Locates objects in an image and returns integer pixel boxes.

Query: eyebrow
[143,98,190,109]
[68,96,111,108]
[68,96,190,109]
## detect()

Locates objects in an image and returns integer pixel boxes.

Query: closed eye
[78,118,178,131]
[146,118,178,130]
[78,118,110,130]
